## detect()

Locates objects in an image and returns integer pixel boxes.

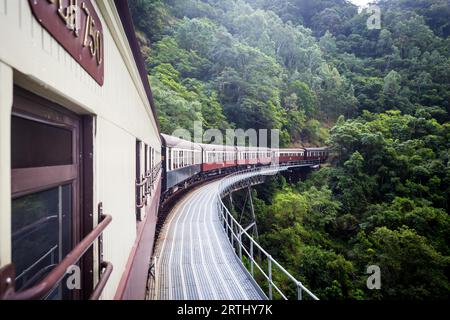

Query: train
[0,0,327,301]
[160,133,328,200]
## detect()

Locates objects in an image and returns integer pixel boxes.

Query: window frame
[11,87,86,299]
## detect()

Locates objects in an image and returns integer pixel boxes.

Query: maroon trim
[27,0,104,86]
[113,0,160,132]
[202,161,237,172]
[114,176,161,300]
[12,165,77,196]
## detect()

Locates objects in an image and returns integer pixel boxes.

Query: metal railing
[0,214,113,300]
[216,165,320,300]
[136,162,162,210]
[136,175,148,209]
[152,162,162,184]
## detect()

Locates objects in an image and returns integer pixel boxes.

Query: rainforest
[130,0,450,299]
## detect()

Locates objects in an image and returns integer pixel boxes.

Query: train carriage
[161,134,202,193]
[275,149,305,165]
[0,0,161,300]
[258,147,272,166]
[304,147,329,162]
[236,146,260,166]
[201,143,237,173]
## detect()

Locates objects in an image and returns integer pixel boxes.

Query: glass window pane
[12,185,72,293]
[12,116,73,169]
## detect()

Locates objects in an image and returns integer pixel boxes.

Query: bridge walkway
[152,179,264,300]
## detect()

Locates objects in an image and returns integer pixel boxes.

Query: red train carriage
[274,149,305,165]
[200,144,237,173]
[236,146,259,166]
[304,147,329,162]
[258,147,272,166]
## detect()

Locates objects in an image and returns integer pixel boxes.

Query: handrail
[136,195,147,209]
[136,176,148,187]
[0,214,112,300]
[145,171,152,195]
[136,173,149,209]
[217,164,320,300]
[89,261,113,300]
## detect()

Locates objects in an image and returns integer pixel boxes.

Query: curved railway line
[150,180,264,300]
[149,165,319,300]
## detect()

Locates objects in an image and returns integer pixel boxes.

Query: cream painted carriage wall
[0,0,161,299]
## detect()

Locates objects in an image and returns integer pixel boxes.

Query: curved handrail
[89,261,113,300]
[1,215,112,300]
[217,165,320,300]
[145,171,152,195]
[136,177,148,187]
[136,195,147,209]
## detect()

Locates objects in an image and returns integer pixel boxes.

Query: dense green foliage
[131,0,360,144]
[131,0,450,299]
[251,110,450,299]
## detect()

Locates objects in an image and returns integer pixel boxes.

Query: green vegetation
[251,110,450,299]
[131,0,450,299]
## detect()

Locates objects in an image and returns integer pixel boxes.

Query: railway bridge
[148,164,320,300]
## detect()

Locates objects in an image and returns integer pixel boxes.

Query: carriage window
[136,140,143,220]
[174,149,176,169]
[144,144,149,175]
[174,150,177,169]
[11,90,82,300]
[168,148,172,170]
[12,116,73,169]
[151,148,155,171]
[174,150,178,169]
[12,185,72,296]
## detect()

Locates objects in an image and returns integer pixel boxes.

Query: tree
[129,0,169,42]
[286,80,317,116]
[383,70,402,99]
[356,226,450,299]
[304,186,340,229]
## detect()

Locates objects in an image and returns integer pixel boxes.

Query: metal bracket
[98,202,104,268]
